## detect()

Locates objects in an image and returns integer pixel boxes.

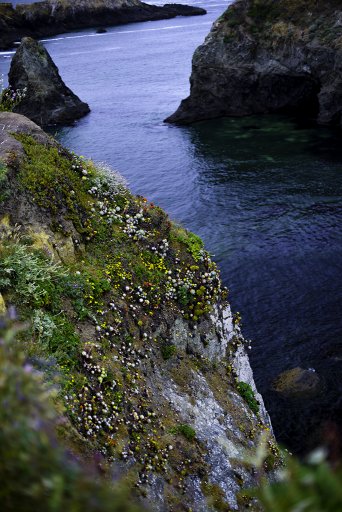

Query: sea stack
[166,0,342,127]
[9,37,90,126]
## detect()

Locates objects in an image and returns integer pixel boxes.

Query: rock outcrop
[166,0,342,127]
[0,111,277,511]
[8,37,90,126]
[0,0,206,50]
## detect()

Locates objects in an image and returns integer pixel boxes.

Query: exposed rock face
[0,0,206,50]
[0,112,276,511]
[166,0,342,127]
[8,37,90,126]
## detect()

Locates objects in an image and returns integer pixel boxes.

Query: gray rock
[166,0,342,127]
[9,37,90,126]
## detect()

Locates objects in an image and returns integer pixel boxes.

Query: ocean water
[0,0,341,455]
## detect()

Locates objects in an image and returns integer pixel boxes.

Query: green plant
[0,162,9,203]
[236,381,259,414]
[170,424,196,441]
[161,344,177,360]
[0,317,143,512]
[172,228,204,262]
[0,244,67,306]
[253,451,342,512]
[0,74,26,112]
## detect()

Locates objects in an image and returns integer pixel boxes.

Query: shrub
[0,162,9,203]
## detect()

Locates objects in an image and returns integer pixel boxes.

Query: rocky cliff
[9,37,90,126]
[0,111,277,510]
[166,0,342,127]
[0,0,206,50]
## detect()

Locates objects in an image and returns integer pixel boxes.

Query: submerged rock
[272,367,321,398]
[8,37,90,126]
[166,0,342,127]
[0,0,206,50]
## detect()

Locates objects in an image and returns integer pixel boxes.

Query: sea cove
[1,0,341,458]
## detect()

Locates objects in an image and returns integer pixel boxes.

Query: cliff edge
[0,111,277,511]
[166,0,342,127]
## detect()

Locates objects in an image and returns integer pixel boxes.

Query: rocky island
[0,0,206,50]
[8,37,90,126]
[0,110,277,510]
[166,0,342,127]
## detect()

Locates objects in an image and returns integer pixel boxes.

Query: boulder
[166,0,342,127]
[272,367,321,398]
[8,37,90,126]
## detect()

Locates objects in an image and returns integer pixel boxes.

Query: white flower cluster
[150,238,169,258]
[122,210,148,240]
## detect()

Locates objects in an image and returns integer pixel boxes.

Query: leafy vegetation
[249,445,342,512]
[0,316,143,512]
[170,424,196,442]
[0,74,26,112]
[236,381,260,415]
[161,343,177,360]
[0,162,9,203]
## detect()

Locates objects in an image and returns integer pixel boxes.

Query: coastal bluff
[0,111,277,510]
[0,0,206,50]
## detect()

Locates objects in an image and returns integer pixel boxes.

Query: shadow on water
[182,114,342,455]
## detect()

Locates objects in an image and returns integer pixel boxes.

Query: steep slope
[0,0,206,50]
[166,0,342,126]
[0,112,277,511]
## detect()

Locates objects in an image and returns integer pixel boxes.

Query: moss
[170,424,196,442]
[161,343,177,360]
[0,162,9,203]
[236,381,260,415]
[201,481,232,511]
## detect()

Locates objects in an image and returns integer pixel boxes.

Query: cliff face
[0,0,206,50]
[166,0,342,127]
[0,112,277,510]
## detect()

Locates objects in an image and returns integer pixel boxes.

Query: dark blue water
[1,0,341,455]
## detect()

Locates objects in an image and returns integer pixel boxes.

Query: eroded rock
[9,37,90,126]
[166,0,342,127]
